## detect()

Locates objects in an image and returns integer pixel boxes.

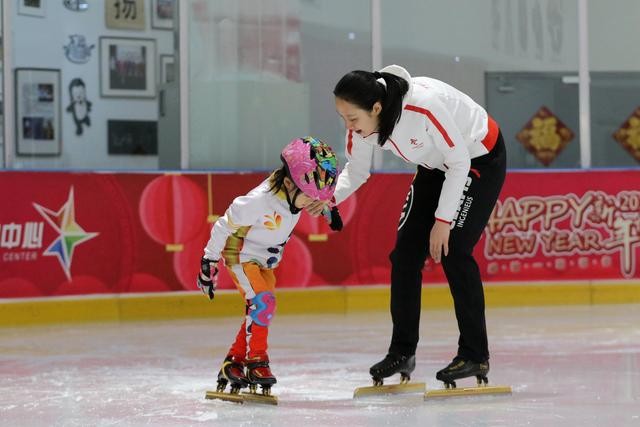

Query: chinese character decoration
[106,0,146,31]
[516,106,575,167]
[612,107,640,163]
[0,222,44,250]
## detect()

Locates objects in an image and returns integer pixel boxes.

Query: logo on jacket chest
[409,138,424,149]
[263,212,282,230]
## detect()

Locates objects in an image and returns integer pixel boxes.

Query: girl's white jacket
[333,65,499,223]
[204,177,299,268]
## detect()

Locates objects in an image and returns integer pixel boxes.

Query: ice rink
[1,304,639,426]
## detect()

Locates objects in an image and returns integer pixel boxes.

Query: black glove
[197,257,219,300]
[325,206,343,231]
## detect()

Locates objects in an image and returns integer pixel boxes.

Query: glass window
[186,0,372,170]
[381,0,580,170]
[4,1,636,172]
[589,0,640,168]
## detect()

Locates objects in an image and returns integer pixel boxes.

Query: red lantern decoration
[139,175,207,252]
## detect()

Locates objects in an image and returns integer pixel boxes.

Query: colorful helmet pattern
[281,136,338,201]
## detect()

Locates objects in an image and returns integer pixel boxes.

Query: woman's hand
[429,220,450,263]
[306,200,328,217]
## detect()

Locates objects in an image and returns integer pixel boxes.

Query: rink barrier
[1,280,639,327]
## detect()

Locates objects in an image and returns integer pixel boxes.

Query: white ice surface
[1,305,639,426]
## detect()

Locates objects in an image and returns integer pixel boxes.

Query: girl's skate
[205,355,250,404]
[239,356,278,405]
[205,356,278,405]
[246,357,277,395]
[216,355,249,394]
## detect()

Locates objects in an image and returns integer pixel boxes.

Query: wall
[10,0,174,170]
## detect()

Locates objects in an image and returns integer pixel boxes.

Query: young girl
[197,136,339,397]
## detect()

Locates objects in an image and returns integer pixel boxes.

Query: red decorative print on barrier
[485,191,640,277]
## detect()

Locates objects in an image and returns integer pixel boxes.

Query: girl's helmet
[281,136,338,201]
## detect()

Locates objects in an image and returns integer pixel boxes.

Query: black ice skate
[425,357,511,399]
[353,353,425,398]
[369,353,416,385]
[435,357,489,389]
[216,355,249,394]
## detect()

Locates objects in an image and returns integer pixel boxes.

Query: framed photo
[15,68,62,156]
[100,37,156,98]
[151,0,175,30]
[18,0,46,17]
[159,55,175,84]
[108,120,158,155]
[105,0,145,30]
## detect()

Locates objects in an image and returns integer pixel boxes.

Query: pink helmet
[281,137,338,201]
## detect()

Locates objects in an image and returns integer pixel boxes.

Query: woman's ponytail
[374,72,408,147]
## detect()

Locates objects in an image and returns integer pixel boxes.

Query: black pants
[388,132,506,363]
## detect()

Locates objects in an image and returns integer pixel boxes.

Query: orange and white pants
[226,262,277,361]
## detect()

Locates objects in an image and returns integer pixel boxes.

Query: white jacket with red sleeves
[333,64,498,223]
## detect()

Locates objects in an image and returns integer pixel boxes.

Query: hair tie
[374,71,387,90]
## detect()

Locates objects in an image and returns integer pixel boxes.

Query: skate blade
[424,385,512,399]
[241,391,278,405]
[353,382,426,398]
[205,390,245,404]
[205,390,278,405]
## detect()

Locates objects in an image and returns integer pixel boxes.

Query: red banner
[0,170,639,298]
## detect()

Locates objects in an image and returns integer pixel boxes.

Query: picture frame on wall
[17,0,46,17]
[100,37,156,98]
[151,0,175,30]
[15,68,62,156]
[108,120,158,155]
[105,0,145,31]
[159,55,175,84]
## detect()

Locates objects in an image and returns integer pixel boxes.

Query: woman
[310,65,506,387]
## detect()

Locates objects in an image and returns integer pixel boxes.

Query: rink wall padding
[2,282,640,327]
[1,169,640,326]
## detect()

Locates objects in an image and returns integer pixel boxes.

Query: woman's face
[335,97,381,137]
